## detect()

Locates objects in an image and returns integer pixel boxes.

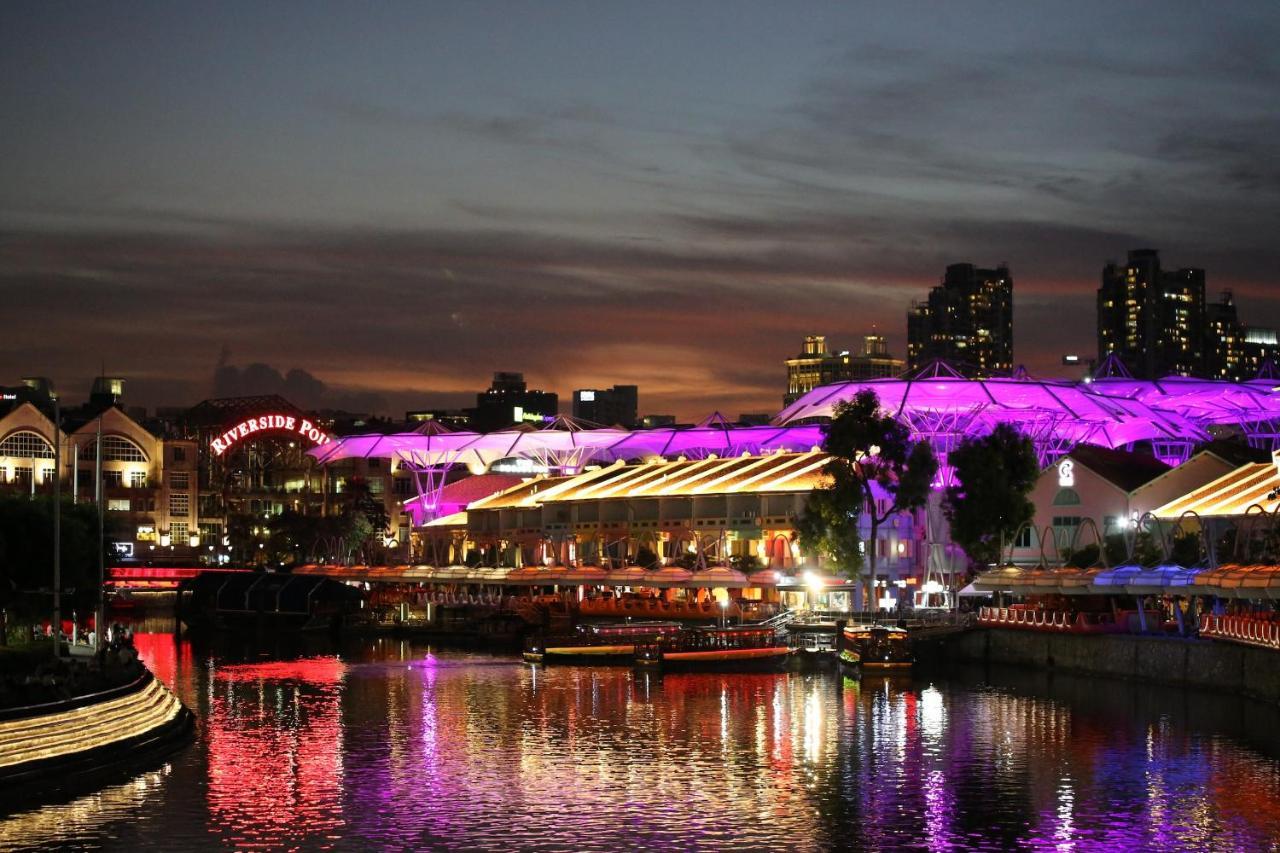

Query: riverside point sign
[211,414,332,456]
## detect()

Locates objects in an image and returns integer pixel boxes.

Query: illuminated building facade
[449,452,926,609]
[0,382,418,562]
[906,263,1013,376]
[784,334,904,406]
[1097,249,1206,379]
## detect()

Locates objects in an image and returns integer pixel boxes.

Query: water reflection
[5,636,1280,851]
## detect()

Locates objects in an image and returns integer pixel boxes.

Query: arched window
[0,430,55,459]
[1053,488,1082,506]
[79,435,147,462]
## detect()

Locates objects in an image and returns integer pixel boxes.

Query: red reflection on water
[132,632,191,690]
[205,656,347,848]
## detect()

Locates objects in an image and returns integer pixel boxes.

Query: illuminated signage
[211,414,331,456]
[491,458,550,475]
[578,390,596,402]
[1057,459,1075,488]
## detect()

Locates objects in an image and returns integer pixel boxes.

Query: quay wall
[937,629,1280,705]
[0,669,193,805]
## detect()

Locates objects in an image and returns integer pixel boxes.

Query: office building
[906,263,1013,376]
[468,372,558,432]
[572,385,638,427]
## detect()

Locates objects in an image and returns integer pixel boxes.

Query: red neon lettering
[212,437,226,455]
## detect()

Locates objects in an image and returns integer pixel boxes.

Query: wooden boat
[523,621,682,663]
[838,625,913,671]
[633,625,793,671]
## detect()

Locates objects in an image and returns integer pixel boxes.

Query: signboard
[211,414,331,456]
[1057,460,1075,488]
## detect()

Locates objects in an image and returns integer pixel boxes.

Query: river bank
[937,627,1280,704]
[0,642,194,810]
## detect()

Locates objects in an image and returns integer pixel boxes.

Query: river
[4,631,1280,851]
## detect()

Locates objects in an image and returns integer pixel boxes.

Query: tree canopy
[798,390,937,604]
[944,423,1040,567]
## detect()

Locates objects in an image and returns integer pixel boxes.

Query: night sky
[3,2,1278,419]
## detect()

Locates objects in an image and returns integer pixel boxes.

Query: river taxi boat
[523,621,682,663]
[633,625,793,671]
[838,625,913,672]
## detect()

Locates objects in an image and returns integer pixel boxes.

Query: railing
[1200,613,1280,651]
[977,606,1128,634]
[578,597,739,620]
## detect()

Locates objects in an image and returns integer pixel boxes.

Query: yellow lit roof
[464,452,831,509]
[422,510,468,528]
[1152,459,1280,518]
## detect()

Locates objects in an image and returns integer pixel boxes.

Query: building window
[1014,527,1035,548]
[169,493,190,517]
[393,478,413,496]
[170,522,189,542]
[170,472,190,490]
[129,471,148,488]
[1052,516,1083,551]
[0,431,54,459]
[172,446,187,463]
[107,498,131,512]
[79,436,147,462]
[1053,488,1082,506]
[103,470,123,488]
[368,478,384,495]
[13,467,32,486]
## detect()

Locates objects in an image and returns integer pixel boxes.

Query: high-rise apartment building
[906,263,1013,376]
[1097,249,1205,379]
[1204,291,1278,381]
[784,334,904,405]
[572,385,638,427]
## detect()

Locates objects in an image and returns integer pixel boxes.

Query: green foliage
[799,391,938,589]
[0,495,117,622]
[944,423,1039,568]
[634,546,660,570]
[729,553,762,573]
[796,468,864,577]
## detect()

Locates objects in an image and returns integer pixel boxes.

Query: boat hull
[525,644,637,664]
[646,646,794,671]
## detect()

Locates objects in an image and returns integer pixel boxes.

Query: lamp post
[52,396,61,657]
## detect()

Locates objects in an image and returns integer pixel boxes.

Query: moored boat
[633,625,793,671]
[523,621,682,663]
[838,625,913,672]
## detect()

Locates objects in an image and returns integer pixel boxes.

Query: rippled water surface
[6,632,1280,851]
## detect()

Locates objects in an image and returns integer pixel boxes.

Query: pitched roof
[1068,445,1170,493]
[1153,457,1280,518]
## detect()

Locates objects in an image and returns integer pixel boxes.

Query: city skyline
[3,2,1279,419]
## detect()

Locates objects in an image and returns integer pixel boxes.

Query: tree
[944,423,1039,569]
[0,495,116,632]
[800,390,938,608]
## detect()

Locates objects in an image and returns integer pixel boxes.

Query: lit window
[79,436,147,462]
[169,493,190,517]
[0,431,54,459]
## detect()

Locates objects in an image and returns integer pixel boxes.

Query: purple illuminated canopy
[307,366,1280,520]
